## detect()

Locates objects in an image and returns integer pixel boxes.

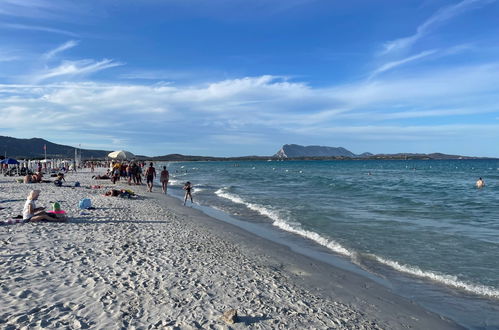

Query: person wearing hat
[22,190,60,222]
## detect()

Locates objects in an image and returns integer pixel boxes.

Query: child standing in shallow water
[183,181,193,205]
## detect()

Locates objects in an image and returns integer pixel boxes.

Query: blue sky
[1,0,499,157]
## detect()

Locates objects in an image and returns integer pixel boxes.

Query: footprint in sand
[17,289,33,299]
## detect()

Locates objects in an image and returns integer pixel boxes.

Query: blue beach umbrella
[0,158,19,165]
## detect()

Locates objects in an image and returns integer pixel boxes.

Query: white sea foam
[215,188,352,256]
[169,179,182,185]
[215,187,499,299]
[372,255,499,299]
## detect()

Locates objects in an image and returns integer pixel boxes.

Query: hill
[0,136,111,159]
[274,144,358,158]
[273,144,482,160]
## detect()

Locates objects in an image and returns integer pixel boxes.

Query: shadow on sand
[238,315,272,325]
[70,217,170,225]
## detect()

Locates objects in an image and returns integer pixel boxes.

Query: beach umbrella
[0,158,19,165]
[108,150,135,160]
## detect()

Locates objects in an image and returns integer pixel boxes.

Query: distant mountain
[274,144,357,158]
[367,153,477,160]
[273,144,482,160]
[0,136,111,159]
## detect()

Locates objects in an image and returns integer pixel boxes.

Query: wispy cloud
[32,59,123,82]
[382,0,495,55]
[0,0,81,21]
[0,51,18,62]
[44,40,79,59]
[2,59,499,155]
[370,49,437,79]
[0,22,78,37]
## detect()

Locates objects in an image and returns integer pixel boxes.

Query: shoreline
[0,169,462,328]
[153,183,466,329]
[163,176,499,330]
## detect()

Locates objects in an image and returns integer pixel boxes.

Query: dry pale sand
[0,168,462,329]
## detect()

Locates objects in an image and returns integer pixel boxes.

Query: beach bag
[79,198,92,209]
[52,202,61,212]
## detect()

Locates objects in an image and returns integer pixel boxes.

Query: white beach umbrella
[108,150,135,160]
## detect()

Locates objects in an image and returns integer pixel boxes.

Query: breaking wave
[215,187,499,299]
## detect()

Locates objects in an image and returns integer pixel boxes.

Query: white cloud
[370,50,437,78]
[1,61,499,155]
[0,23,78,37]
[291,124,499,143]
[0,0,82,21]
[44,40,79,59]
[382,0,495,55]
[0,52,18,62]
[32,59,123,82]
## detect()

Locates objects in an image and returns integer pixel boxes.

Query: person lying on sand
[23,190,64,222]
[31,172,43,183]
[92,174,111,180]
[104,189,136,198]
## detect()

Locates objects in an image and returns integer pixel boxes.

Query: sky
[1,0,499,157]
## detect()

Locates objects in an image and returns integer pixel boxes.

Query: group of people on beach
[93,161,193,205]
[141,163,193,204]
[110,161,143,185]
[23,171,43,184]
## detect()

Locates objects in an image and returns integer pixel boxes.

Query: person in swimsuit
[476,177,485,188]
[183,181,193,205]
[145,162,156,192]
[160,166,169,194]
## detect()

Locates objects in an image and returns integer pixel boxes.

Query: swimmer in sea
[476,177,485,188]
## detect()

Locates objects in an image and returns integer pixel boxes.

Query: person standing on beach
[112,163,121,184]
[183,181,193,205]
[136,164,143,185]
[145,162,156,192]
[160,166,169,194]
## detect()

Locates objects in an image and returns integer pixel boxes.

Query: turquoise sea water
[160,159,499,325]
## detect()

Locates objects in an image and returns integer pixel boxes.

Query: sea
[157,159,499,329]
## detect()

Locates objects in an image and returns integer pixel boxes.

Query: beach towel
[47,210,68,222]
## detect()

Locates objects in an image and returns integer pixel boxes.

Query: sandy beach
[0,168,462,329]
